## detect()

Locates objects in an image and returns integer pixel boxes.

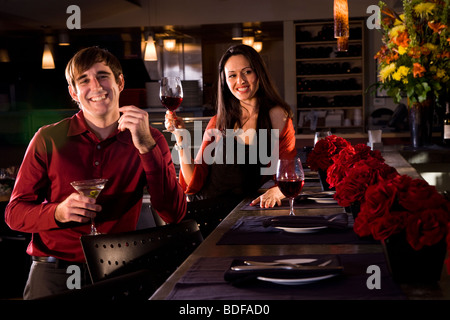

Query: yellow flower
[423,43,438,52]
[389,25,406,39]
[414,3,436,18]
[398,66,410,77]
[392,71,402,81]
[392,66,410,81]
[436,68,446,78]
[379,63,396,82]
[394,14,405,26]
[398,46,407,55]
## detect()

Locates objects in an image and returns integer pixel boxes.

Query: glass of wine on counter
[276,157,305,216]
[160,76,183,132]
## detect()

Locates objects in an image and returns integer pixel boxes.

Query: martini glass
[70,178,108,235]
[276,158,305,216]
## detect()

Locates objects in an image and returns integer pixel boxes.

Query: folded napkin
[262,213,348,230]
[224,255,343,286]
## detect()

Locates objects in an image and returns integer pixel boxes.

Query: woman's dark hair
[65,46,123,91]
[215,44,292,131]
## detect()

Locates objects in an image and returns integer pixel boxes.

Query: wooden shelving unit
[295,20,366,134]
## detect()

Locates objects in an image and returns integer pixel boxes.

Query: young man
[5,47,186,299]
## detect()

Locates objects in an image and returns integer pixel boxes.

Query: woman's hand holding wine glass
[160,76,183,132]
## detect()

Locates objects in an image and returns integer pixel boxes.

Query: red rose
[369,210,407,240]
[326,144,387,188]
[326,145,355,187]
[306,135,350,171]
[398,178,446,213]
[359,179,398,220]
[306,141,336,171]
[405,208,448,250]
[334,158,398,207]
[334,161,374,207]
[351,144,384,164]
[353,211,372,237]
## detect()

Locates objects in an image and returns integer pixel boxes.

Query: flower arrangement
[306,135,350,172]
[307,134,450,274]
[333,156,399,207]
[326,143,387,189]
[353,174,450,251]
[374,0,450,104]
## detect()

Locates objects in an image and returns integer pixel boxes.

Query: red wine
[161,96,182,111]
[277,179,305,198]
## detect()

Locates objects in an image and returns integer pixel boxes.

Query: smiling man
[5,46,186,299]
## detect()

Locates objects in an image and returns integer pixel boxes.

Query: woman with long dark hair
[166,44,296,208]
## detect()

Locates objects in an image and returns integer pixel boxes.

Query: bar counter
[150,147,450,300]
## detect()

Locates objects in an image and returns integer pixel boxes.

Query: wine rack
[295,20,366,134]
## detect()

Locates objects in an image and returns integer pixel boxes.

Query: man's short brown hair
[65,46,123,91]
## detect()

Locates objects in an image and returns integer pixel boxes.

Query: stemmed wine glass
[276,157,305,216]
[70,178,108,235]
[160,76,183,132]
[314,130,332,146]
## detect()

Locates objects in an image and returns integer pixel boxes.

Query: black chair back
[80,219,203,284]
[186,196,242,238]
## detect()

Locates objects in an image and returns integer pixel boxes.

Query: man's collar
[68,110,133,145]
[67,111,89,137]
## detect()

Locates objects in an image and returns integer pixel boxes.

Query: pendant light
[334,0,349,52]
[42,44,55,69]
[252,41,263,52]
[144,34,158,61]
[163,38,176,51]
[143,0,157,61]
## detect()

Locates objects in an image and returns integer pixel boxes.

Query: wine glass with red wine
[276,157,305,216]
[160,76,183,131]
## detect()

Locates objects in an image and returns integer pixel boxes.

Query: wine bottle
[444,102,450,145]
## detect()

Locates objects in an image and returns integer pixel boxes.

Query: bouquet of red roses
[306,135,350,172]
[354,174,450,251]
[326,143,386,189]
[333,156,399,207]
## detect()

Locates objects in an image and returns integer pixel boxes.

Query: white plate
[275,226,327,233]
[301,191,335,196]
[257,273,337,285]
[308,197,338,204]
[274,258,317,264]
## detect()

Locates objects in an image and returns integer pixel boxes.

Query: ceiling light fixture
[252,41,263,52]
[144,34,158,61]
[334,0,349,52]
[42,44,55,69]
[58,31,70,46]
[163,38,176,51]
[231,25,243,40]
[242,36,254,47]
[0,49,10,63]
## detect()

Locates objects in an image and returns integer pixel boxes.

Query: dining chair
[78,218,203,297]
[186,196,241,238]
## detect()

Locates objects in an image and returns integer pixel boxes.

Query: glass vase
[408,97,434,149]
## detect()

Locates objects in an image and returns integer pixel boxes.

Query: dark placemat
[165,253,406,300]
[217,215,377,245]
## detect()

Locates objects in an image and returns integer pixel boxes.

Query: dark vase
[348,202,360,220]
[317,169,334,191]
[408,97,434,148]
[382,232,447,283]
